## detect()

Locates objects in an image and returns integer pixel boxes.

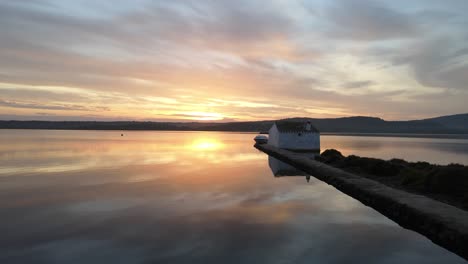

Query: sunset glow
[184,112,225,121]
[0,1,467,121]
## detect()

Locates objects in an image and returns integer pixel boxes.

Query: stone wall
[255,143,468,261]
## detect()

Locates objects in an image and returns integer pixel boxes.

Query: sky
[0,0,467,122]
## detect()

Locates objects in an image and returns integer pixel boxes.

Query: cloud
[343,80,376,89]
[0,87,89,102]
[393,39,468,91]
[0,99,109,111]
[325,0,418,41]
[0,0,467,120]
[0,0,302,61]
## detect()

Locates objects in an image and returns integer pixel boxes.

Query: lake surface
[0,130,467,263]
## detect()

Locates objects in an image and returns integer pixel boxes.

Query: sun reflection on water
[189,137,225,151]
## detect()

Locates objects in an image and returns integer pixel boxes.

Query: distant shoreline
[321,132,468,139]
[1,127,468,139]
[1,116,468,139]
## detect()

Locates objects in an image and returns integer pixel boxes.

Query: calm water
[0,130,467,263]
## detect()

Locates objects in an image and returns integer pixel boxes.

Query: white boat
[254,135,268,144]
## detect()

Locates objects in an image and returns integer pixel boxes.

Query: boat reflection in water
[268,156,311,182]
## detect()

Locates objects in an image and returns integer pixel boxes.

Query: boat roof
[274,121,319,133]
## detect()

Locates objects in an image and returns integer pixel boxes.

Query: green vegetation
[316,149,468,210]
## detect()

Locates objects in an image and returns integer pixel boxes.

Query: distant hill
[1,113,467,134]
[420,113,468,131]
[203,114,468,134]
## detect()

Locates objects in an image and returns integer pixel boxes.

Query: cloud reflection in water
[0,130,465,263]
